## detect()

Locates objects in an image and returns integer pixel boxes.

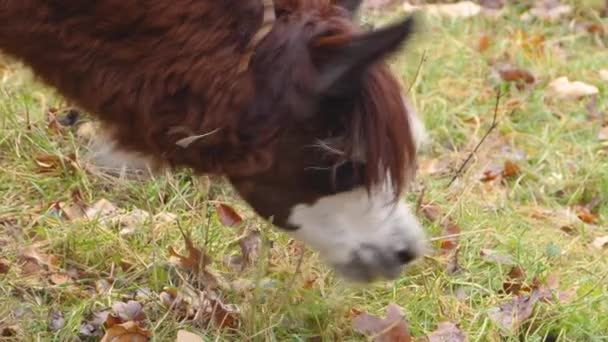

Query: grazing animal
[0,0,428,282]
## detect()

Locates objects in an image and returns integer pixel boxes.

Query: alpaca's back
[0,1,264,171]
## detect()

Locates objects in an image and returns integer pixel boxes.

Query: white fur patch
[403,96,429,152]
[79,124,159,179]
[287,185,427,282]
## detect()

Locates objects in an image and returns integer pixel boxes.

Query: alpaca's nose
[395,249,417,265]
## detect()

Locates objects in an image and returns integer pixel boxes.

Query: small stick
[447,89,502,188]
[405,49,427,96]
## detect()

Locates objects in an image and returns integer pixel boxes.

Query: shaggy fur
[0,0,424,281]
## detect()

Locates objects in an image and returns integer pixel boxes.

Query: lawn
[1,1,607,341]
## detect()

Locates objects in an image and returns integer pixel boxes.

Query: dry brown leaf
[215,203,243,227]
[547,76,599,100]
[0,258,10,274]
[239,229,262,269]
[502,266,531,296]
[499,67,535,84]
[480,249,514,265]
[592,236,608,249]
[439,222,461,253]
[503,160,520,178]
[49,310,65,331]
[480,164,503,182]
[112,301,147,323]
[79,311,110,338]
[488,291,540,333]
[352,303,413,342]
[420,203,442,222]
[49,273,71,285]
[18,245,59,274]
[34,153,78,173]
[160,288,196,320]
[426,322,466,342]
[168,231,219,289]
[176,330,204,342]
[418,157,451,176]
[576,207,598,224]
[85,199,118,220]
[100,321,153,342]
[195,291,241,330]
[168,239,210,273]
[478,34,491,52]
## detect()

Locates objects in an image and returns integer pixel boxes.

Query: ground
[1,1,607,341]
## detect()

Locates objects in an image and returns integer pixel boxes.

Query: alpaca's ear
[311,15,416,96]
[335,0,363,15]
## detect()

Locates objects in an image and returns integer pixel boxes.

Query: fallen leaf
[418,157,451,176]
[478,34,491,52]
[160,288,196,320]
[547,76,599,100]
[176,330,204,342]
[85,199,118,220]
[49,273,71,285]
[498,67,535,84]
[49,310,65,331]
[168,231,219,289]
[439,222,461,253]
[238,229,262,269]
[112,301,147,323]
[426,322,466,342]
[480,249,514,265]
[195,291,241,330]
[592,236,608,249]
[34,153,78,173]
[576,206,598,224]
[420,203,442,222]
[488,291,540,333]
[100,321,153,342]
[168,236,211,273]
[600,69,608,81]
[502,266,530,296]
[0,259,10,274]
[18,245,59,274]
[79,311,110,338]
[502,160,520,178]
[0,325,21,337]
[480,164,503,182]
[96,279,114,295]
[215,203,243,227]
[352,303,412,342]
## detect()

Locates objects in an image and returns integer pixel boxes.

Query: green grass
[1,3,608,341]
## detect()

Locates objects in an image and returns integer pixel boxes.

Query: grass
[1,2,608,341]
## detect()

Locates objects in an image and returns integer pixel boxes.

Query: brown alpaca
[0,0,427,282]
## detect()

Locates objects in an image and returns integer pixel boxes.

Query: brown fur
[0,0,416,229]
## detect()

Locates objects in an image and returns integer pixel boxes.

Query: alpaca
[0,0,427,282]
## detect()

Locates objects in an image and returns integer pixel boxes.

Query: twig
[405,49,427,96]
[447,89,502,188]
[415,185,426,217]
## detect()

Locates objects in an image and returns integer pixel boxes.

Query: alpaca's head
[228,0,427,283]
